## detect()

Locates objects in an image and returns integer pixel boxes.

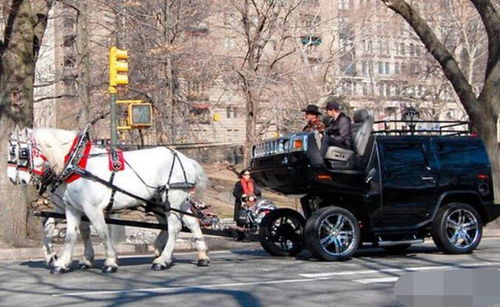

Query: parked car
[251,110,500,260]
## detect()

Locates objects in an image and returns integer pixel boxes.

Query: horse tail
[192,160,208,203]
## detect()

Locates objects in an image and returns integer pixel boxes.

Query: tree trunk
[0,0,53,246]
[243,79,257,166]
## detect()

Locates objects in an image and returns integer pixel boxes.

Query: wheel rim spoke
[446,218,460,230]
[463,221,477,231]
[450,231,460,245]
[462,231,472,245]
[319,213,355,256]
[334,216,345,230]
[446,208,479,249]
[332,236,341,254]
[320,235,334,246]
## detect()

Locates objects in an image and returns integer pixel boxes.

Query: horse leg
[51,206,81,275]
[78,221,94,270]
[182,214,210,266]
[84,208,118,273]
[151,213,181,271]
[153,213,168,258]
[42,217,58,266]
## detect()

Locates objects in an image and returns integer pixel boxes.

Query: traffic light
[116,100,152,130]
[129,103,152,128]
[109,46,129,88]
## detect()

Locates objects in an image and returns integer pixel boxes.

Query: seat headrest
[353,109,370,123]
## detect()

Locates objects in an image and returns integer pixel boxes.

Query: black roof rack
[372,120,471,136]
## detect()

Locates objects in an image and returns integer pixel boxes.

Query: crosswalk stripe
[354,277,399,284]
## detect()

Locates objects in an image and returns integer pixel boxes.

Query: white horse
[10,127,210,274]
[8,134,172,270]
[7,128,76,267]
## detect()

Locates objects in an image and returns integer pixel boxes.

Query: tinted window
[382,142,427,172]
[435,140,488,169]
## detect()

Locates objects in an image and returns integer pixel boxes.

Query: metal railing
[372,120,471,136]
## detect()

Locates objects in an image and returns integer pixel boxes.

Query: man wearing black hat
[321,100,352,157]
[302,104,326,134]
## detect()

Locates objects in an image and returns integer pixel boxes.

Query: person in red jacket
[232,169,262,240]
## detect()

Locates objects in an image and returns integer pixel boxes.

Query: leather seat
[324,109,374,162]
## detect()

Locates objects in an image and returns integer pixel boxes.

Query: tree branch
[469,0,499,78]
[380,0,481,120]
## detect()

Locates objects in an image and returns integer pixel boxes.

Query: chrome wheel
[445,208,479,250]
[318,213,357,257]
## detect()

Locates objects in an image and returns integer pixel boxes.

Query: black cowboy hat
[302,104,322,115]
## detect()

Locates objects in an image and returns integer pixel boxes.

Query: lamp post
[402,107,419,135]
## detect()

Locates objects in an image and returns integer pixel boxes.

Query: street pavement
[0,238,499,306]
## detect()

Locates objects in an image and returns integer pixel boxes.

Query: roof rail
[372,120,471,136]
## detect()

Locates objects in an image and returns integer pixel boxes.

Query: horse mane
[32,128,78,174]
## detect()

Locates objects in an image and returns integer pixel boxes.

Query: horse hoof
[79,263,92,271]
[197,259,210,267]
[102,265,118,274]
[151,263,171,271]
[50,266,67,275]
[48,255,58,266]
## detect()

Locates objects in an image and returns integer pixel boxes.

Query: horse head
[9,127,50,186]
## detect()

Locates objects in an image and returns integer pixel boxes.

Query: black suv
[251,110,500,261]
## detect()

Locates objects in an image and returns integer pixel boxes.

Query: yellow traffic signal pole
[108,46,129,147]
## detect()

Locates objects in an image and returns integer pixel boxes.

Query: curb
[0,234,242,262]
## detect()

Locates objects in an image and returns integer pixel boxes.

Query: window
[400,43,405,55]
[378,62,384,74]
[339,0,351,10]
[63,17,76,30]
[226,106,238,118]
[435,141,488,169]
[381,142,428,172]
[378,83,384,96]
[362,82,368,95]
[303,36,322,46]
[385,62,390,74]
[416,46,422,56]
[362,61,367,75]
[63,34,76,48]
[409,43,415,56]
[394,63,401,74]
[302,14,320,29]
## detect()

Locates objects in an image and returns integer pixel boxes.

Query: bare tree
[0,0,54,245]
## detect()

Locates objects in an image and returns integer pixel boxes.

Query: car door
[377,139,438,228]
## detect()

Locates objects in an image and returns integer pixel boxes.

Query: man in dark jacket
[302,104,326,134]
[320,101,352,157]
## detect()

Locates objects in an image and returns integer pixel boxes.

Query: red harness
[63,137,92,183]
[63,136,126,183]
[108,148,125,171]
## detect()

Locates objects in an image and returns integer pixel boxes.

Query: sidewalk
[0,228,259,262]
[0,226,498,262]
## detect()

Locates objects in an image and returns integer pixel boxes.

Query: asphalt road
[1,238,499,307]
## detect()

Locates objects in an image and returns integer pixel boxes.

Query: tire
[431,202,483,254]
[259,208,305,257]
[305,206,360,261]
[382,244,411,253]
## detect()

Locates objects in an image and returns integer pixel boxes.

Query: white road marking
[52,277,331,297]
[53,262,500,297]
[354,277,399,284]
[299,262,500,278]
